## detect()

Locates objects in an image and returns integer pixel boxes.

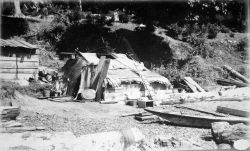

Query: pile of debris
[0,106,45,133]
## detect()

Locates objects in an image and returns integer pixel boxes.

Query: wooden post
[95,59,110,101]
[91,56,106,90]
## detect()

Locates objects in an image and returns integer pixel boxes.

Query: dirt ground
[4,92,216,149]
[4,90,248,150]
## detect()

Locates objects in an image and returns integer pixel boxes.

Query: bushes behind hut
[0,81,53,100]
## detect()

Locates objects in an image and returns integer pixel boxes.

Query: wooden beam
[95,59,110,101]
[184,77,205,92]
[175,105,226,117]
[134,115,157,121]
[217,106,249,117]
[0,68,38,74]
[0,55,39,62]
[0,61,38,68]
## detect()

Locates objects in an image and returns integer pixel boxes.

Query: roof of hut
[79,53,171,87]
[0,39,38,49]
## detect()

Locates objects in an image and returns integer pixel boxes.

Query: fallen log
[223,65,250,83]
[0,106,20,122]
[217,106,249,117]
[217,78,248,87]
[211,122,250,145]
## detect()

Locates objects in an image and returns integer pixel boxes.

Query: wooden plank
[184,77,205,92]
[134,115,157,121]
[95,59,110,101]
[0,126,45,133]
[0,120,22,128]
[91,56,106,89]
[175,105,226,117]
[217,106,249,117]
[0,68,38,74]
[138,112,153,117]
[0,73,36,80]
[183,78,199,92]
[100,100,118,104]
[0,106,20,122]
[0,61,38,68]
[223,65,250,83]
[0,55,39,62]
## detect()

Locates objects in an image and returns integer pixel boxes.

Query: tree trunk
[79,0,82,11]
[13,0,24,17]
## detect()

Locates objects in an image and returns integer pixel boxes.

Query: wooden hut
[62,52,173,101]
[0,39,39,80]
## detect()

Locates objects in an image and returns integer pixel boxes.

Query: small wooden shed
[0,39,39,80]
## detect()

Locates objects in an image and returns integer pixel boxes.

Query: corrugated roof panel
[0,39,38,49]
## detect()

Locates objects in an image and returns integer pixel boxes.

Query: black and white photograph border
[0,0,250,150]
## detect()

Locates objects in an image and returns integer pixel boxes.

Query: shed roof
[0,39,38,49]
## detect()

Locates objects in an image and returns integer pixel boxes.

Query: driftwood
[217,106,249,117]
[0,106,20,122]
[223,65,250,83]
[211,122,250,144]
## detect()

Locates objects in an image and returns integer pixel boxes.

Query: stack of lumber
[0,106,20,122]
[134,112,158,121]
